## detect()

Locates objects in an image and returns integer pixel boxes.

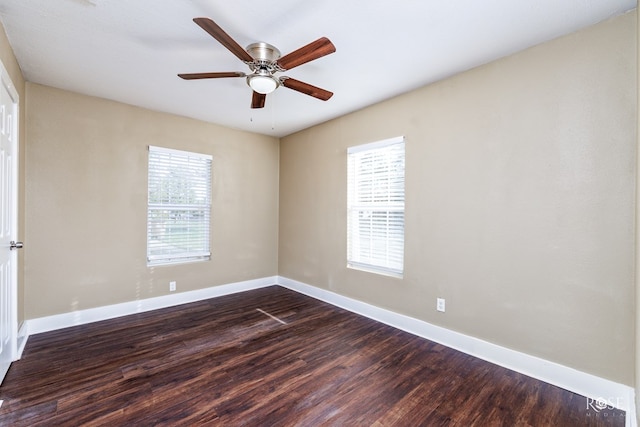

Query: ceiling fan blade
[193,17,253,63]
[178,72,246,80]
[281,78,333,101]
[251,91,266,109]
[277,37,336,71]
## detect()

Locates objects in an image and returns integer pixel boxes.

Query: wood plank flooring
[0,286,625,426]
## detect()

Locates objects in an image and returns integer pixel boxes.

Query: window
[347,137,405,277]
[147,146,212,266]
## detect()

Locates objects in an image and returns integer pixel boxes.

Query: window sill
[347,263,403,279]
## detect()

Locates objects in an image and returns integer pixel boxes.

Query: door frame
[0,57,20,384]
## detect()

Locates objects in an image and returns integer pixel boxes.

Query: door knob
[9,241,23,250]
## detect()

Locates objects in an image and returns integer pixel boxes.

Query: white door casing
[0,61,19,385]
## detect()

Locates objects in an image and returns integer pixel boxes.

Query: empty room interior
[0,0,638,425]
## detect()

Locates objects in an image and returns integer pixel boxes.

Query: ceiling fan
[178,18,336,109]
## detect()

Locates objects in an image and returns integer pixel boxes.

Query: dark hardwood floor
[0,286,625,426]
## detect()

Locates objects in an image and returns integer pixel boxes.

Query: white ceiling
[0,0,635,137]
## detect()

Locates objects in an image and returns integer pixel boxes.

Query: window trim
[147,145,212,267]
[347,136,406,278]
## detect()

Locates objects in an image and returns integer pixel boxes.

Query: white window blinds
[347,137,405,277]
[147,146,212,266]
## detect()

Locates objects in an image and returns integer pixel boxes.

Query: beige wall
[24,83,279,318]
[280,12,636,385]
[0,21,26,326]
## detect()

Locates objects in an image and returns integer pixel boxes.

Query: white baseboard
[277,275,636,424]
[26,276,277,336]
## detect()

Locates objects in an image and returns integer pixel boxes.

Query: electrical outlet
[436,298,445,312]
[169,281,176,292]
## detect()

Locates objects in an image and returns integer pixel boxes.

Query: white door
[0,66,18,385]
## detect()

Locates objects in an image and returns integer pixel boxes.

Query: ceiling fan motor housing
[246,42,281,64]
[245,42,282,93]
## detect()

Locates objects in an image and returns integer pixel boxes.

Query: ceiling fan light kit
[248,74,279,94]
[179,17,335,109]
